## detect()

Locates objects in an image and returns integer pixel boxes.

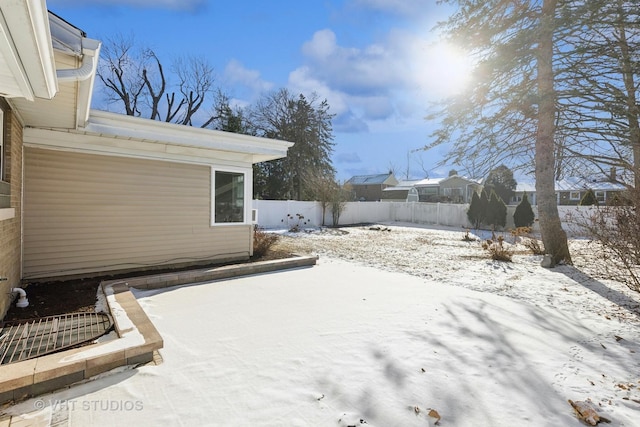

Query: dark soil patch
[3,250,293,323]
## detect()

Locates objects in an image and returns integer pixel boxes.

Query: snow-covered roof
[414,178,444,187]
[516,177,627,193]
[414,175,481,187]
[383,179,421,191]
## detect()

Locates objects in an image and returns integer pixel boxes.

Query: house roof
[414,178,444,187]
[6,1,292,166]
[383,179,422,191]
[414,175,481,187]
[24,110,294,165]
[516,177,627,193]
[0,0,58,100]
[346,173,395,185]
[4,5,101,129]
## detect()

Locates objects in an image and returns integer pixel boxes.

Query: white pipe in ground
[11,288,29,308]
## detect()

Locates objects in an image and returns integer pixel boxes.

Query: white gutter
[56,38,101,83]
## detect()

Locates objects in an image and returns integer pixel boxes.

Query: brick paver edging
[0,255,317,406]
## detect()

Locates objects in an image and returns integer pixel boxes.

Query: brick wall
[0,99,23,319]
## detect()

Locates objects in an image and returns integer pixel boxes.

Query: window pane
[215,171,244,223]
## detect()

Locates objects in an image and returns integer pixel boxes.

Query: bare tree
[172,56,215,126]
[97,34,146,116]
[97,35,218,127]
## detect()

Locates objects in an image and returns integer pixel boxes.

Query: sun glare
[414,41,473,99]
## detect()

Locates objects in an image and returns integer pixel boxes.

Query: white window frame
[210,166,252,226]
[595,191,605,203]
[569,191,581,201]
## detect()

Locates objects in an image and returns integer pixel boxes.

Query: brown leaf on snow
[568,399,611,425]
[428,409,441,424]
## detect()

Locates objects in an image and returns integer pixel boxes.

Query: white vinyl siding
[24,147,252,279]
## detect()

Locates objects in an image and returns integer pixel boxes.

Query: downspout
[55,38,100,83]
[1,277,28,308]
[11,287,29,308]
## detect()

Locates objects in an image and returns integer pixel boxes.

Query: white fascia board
[23,125,281,168]
[86,110,293,160]
[0,0,58,99]
[26,0,58,98]
[0,15,34,100]
[23,127,253,167]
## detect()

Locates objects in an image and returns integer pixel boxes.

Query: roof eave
[25,110,292,165]
[0,0,58,100]
[85,110,293,160]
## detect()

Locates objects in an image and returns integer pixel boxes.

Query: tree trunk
[535,0,572,265]
[615,0,640,189]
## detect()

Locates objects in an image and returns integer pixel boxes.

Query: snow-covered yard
[5,223,640,426]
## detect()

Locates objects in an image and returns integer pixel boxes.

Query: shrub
[486,190,507,229]
[253,227,280,258]
[573,188,640,292]
[522,237,544,255]
[282,213,310,232]
[580,189,598,206]
[513,193,535,227]
[467,191,484,229]
[482,235,513,262]
[462,229,476,241]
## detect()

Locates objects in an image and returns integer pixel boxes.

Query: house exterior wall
[514,189,623,206]
[0,99,23,318]
[352,184,390,201]
[439,176,476,203]
[23,147,252,280]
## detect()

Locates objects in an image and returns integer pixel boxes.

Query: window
[595,191,605,203]
[212,169,247,224]
[569,191,581,201]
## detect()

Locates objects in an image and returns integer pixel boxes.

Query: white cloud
[300,29,400,97]
[290,27,463,130]
[223,59,274,101]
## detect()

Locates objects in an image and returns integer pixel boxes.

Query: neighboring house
[414,171,482,204]
[512,173,627,206]
[0,2,291,318]
[381,180,420,202]
[510,182,537,205]
[346,172,398,201]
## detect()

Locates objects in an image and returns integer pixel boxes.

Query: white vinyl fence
[252,200,599,236]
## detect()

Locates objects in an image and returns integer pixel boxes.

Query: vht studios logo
[34,399,144,412]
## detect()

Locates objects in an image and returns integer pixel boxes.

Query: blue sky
[47,0,471,181]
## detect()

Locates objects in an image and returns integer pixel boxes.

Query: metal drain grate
[0,312,113,365]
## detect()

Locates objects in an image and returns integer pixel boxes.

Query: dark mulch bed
[3,250,293,323]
